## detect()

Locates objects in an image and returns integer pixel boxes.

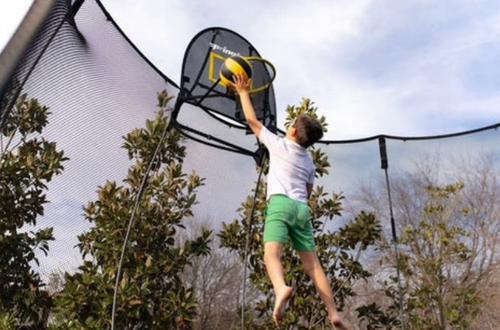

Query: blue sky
[2,0,500,139]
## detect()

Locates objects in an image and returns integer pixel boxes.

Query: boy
[231,73,349,330]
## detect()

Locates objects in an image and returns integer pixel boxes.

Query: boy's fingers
[230,73,249,90]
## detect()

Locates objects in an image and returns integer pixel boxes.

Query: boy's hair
[293,114,324,148]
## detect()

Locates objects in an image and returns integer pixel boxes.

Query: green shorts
[264,194,316,251]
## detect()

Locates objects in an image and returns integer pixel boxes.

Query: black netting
[1,0,499,329]
[1,0,178,271]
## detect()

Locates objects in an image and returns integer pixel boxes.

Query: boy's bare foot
[330,315,349,330]
[273,286,293,328]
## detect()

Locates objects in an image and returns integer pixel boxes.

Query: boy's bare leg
[264,242,293,328]
[297,251,349,330]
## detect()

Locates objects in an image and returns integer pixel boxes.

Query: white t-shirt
[258,126,315,203]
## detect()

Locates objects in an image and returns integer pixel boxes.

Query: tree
[471,264,500,330]
[373,183,482,330]
[0,90,67,327]
[181,220,259,330]
[218,98,382,330]
[354,156,500,330]
[53,91,211,329]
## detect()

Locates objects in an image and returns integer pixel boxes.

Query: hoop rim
[242,56,276,93]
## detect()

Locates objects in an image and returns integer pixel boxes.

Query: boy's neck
[285,130,297,142]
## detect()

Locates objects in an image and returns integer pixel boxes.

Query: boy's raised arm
[232,73,263,137]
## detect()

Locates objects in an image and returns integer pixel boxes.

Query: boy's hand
[231,72,251,94]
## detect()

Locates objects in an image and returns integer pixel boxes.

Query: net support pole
[379,137,406,330]
[241,147,266,330]
[0,0,57,127]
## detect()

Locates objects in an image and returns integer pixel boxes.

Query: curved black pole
[241,146,267,330]
[110,116,171,330]
[379,137,406,330]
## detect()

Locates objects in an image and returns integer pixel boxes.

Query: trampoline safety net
[0,0,499,329]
